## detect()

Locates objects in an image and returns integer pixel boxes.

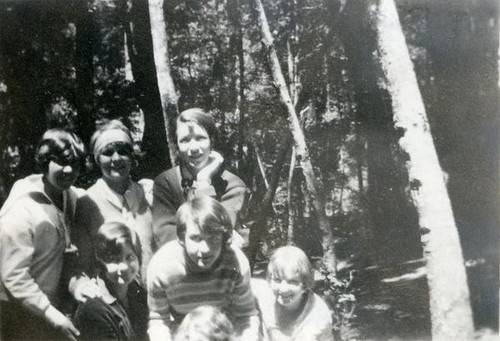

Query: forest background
[0,0,498,340]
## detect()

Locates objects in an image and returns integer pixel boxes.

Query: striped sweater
[147,241,258,341]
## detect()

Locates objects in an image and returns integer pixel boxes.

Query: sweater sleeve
[0,207,52,316]
[147,254,174,341]
[152,173,180,248]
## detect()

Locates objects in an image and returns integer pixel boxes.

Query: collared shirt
[74,178,154,283]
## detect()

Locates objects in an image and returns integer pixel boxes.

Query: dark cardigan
[73,280,148,341]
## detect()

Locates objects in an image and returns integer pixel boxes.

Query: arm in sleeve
[0,212,52,317]
[73,300,119,340]
[147,261,174,341]
[152,177,179,248]
[229,248,259,341]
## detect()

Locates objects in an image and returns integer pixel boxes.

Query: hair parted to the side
[174,305,235,341]
[94,222,142,273]
[35,128,86,173]
[176,108,218,146]
[176,196,232,244]
[267,245,314,290]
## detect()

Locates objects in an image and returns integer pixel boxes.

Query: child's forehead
[185,219,222,236]
[271,265,302,281]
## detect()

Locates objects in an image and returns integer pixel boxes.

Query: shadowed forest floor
[351,259,431,340]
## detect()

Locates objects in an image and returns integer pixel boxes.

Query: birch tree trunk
[253,0,336,275]
[374,0,474,339]
[148,0,178,165]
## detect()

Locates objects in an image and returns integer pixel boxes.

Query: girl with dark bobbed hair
[152,108,249,247]
[74,222,148,341]
[0,129,99,340]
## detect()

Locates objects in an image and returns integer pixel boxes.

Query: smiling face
[97,142,133,185]
[176,121,211,175]
[270,268,306,312]
[45,159,80,192]
[103,241,140,288]
[182,219,223,271]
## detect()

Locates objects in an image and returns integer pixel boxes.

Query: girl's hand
[196,151,224,183]
[44,306,80,341]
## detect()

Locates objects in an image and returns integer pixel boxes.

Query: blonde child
[253,246,333,341]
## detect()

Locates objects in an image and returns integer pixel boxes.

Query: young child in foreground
[174,305,235,341]
[252,246,333,341]
[147,196,259,341]
[73,222,148,340]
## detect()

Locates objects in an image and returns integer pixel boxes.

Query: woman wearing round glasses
[74,120,154,285]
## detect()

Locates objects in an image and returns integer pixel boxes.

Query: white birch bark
[253,0,336,274]
[375,0,474,339]
[148,0,178,164]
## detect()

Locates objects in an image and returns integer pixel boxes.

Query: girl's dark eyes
[126,254,137,262]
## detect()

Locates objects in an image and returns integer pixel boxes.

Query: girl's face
[45,159,80,192]
[98,142,133,184]
[176,121,211,174]
[103,242,140,288]
[270,268,306,312]
[182,219,223,271]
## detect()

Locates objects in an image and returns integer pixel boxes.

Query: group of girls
[0,108,333,341]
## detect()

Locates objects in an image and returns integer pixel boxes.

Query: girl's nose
[111,151,121,160]
[197,240,210,254]
[117,262,128,273]
[279,281,291,292]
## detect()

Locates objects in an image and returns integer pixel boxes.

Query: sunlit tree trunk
[374,0,474,339]
[287,147,296,243]
[148,0,178,165]
[253,0,336,275]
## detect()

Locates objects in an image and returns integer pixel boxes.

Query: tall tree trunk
[374,0,474,339]
[287,147,296,243]
[126,0,168,178]
[252,0,336,275]
[148,0,178,165]
[247,133,293,266]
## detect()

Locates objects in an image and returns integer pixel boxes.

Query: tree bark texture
[374,0,474,339]
[126,0,169,178]
[247,133,292,266]
[252,0,336,275]
[148,0,178,165]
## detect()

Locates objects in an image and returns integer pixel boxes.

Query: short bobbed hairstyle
[174,306,235,341]
[94,222,142,273]
[267,245,314,290]
[89,120,135,165]
[35,128,86,173]
[176,196,232,244]
[176,108,218,145]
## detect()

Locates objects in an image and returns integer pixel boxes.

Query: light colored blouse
[75,178,154,283]
[252,278,333,341]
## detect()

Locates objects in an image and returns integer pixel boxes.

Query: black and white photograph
[0,0,498,340]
